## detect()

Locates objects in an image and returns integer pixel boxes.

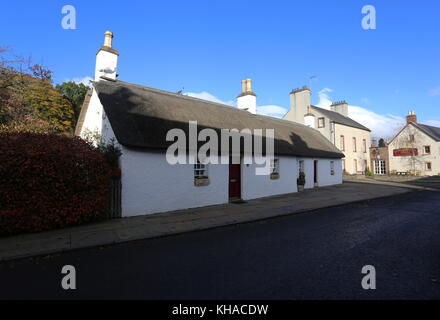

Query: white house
[283,88,371,174]
[388,111,440,176]
[76,31,344,217]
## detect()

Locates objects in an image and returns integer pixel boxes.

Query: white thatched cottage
[75,31,344,217]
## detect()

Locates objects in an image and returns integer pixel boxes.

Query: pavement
[1,190,440,299]
[0,181,419,262]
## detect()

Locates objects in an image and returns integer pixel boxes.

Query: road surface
[1,191,440,299]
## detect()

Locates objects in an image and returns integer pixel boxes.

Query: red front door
[229,164,241,199]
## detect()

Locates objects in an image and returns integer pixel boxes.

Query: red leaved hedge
[0,132,113,236]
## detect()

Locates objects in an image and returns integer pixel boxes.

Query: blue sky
[1,0,440,138]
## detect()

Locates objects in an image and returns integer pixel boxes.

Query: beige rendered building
[283,87,371,174]
[388,111,440,176]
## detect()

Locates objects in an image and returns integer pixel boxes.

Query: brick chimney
[406,110,417,124]
[237,79,257,114]
[95,31,119,81]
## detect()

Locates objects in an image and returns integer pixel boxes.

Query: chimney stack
[103,31,113,47]
[237,79,257,114]
[95,30,119,81]
[288,86,311,124]
[330,101,349,117]
[406,110,417,124]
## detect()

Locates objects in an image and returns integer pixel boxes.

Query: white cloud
[428,87,440,97]
[316,88,405,139]
[423,119,440,127]
[185,91,235,106]
[349,106,404,139]
[316,88,333,109]
[257,105,287,117]
[65,76,93,86]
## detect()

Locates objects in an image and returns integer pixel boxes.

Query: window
[353,137,357,152]
[363,139,367,153]
[342,159,346,173]
[270,159,280,174]
[340,135,345,151]
[318,117,325,128]
[374,160,386,175]
[409,134,415,142]
[330,161,335,176]
[299,160,304,173]
[426,162,432,171]
[364,160,368,171]
[354,159,358,173]
[424,145,431,155]
[194,161,208,179]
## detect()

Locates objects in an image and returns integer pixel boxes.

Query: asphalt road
[1,191,440,300]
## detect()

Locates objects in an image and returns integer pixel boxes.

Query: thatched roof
[93,80,344,159]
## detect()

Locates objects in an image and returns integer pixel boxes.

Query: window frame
[270,158,280,174]
[374,160,386,175]
[318,117,325,128]
[298,160,305,173]
[340,135,345,151]
[425,162,432,171]
[330,160,335,176]
[424,145,431,155]
[363,139,367,153]
[194,161,209,179]
[353,137,357,152]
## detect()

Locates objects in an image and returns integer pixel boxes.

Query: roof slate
[414,123,440,141]
[311,105,370,131]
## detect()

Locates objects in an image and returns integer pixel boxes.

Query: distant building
[370,139,389,175]
[283,88,371,174]
[388,111,440,176]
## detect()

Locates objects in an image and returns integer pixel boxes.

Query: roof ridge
[114,79,243,111]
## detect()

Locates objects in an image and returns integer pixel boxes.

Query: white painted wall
[317,159,343,186]
[242,156,298,200]
[304,115,315,128]
[120,152,342,216]
[237,94,257,114]
[297,158,342,189]
[79,90,104,141]
[120,150,230,216]
[95,50,118,81]
[298,158,314,189]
